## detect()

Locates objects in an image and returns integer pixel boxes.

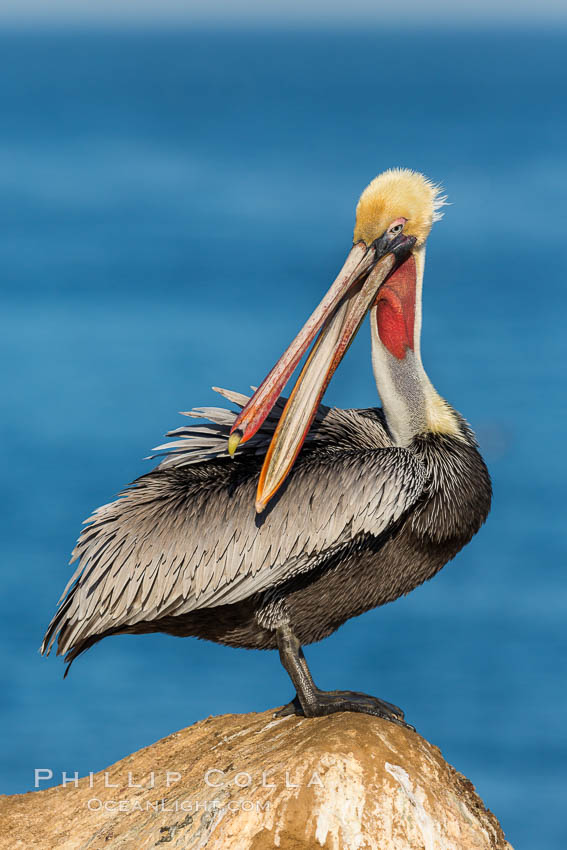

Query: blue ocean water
[1,26,566,848]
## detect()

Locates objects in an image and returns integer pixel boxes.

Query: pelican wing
[42,391,426,662]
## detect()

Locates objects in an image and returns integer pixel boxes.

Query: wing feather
[42,391,423,660]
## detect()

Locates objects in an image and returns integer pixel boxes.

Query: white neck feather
[370,246,460,446]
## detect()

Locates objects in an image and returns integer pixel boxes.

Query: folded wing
[41,390,426,662]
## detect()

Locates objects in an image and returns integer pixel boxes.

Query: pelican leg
[275,623,413,729]
[275,623,318,716]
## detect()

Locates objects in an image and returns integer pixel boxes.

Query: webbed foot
[275,689,413,730]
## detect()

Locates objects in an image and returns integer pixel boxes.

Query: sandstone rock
[0,709,512,849]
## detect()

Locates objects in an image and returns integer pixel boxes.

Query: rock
[0,709,512,849]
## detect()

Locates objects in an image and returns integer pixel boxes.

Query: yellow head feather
[353,168,446,247]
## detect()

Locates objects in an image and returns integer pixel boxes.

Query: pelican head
[230,169,444,511]
[354,168,445,248]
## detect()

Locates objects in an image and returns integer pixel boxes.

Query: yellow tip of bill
[227,432,241,457]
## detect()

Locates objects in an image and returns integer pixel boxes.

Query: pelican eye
[389,223,404,235]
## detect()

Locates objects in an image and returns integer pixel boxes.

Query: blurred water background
[1,25,566,849]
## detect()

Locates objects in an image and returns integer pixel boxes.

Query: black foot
[276,690,414,730]
[275,695,303,717]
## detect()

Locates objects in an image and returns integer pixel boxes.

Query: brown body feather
[41,395,491,668]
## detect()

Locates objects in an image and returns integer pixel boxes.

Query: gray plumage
[41,387,490,672]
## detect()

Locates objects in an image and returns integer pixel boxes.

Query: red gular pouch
[375,254,416,360]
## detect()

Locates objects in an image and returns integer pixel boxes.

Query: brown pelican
[42,169,491,728]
